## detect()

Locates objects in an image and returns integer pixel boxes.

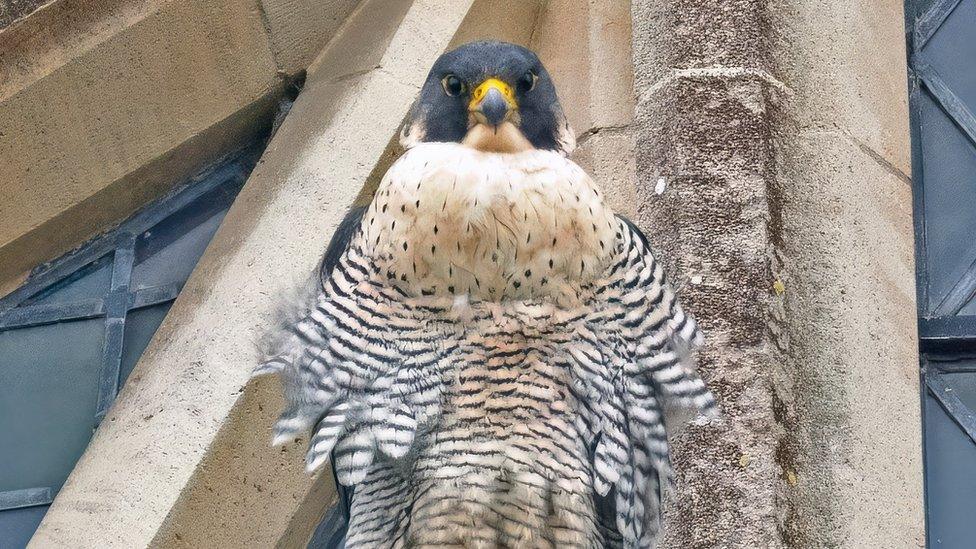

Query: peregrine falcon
[256,41,716,548]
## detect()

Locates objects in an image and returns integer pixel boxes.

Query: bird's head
[400,41,575,155]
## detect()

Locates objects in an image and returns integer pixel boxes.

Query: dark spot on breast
[524,269,531,278]
[391,220,396,230]
[431,245,436,253]
[549,259,554,268]
[401,205,406,213]
[448,285,455,293]
[526,233,531,244]
[552,237,557,246]
[382,204,388,213]
[513,280,521,289]
[415,200,420,208]
[403,242,408,251]
[400,273,407,281]
[434,225,439,234]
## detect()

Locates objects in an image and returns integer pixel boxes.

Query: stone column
[630,0,923,547]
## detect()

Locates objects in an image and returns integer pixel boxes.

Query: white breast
[359,143,618,302]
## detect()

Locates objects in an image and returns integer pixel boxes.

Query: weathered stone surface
[0,0,364,297]
[259,0,361,75]
[0,0,51,27]
[631,0,922,547]
[0,0,280,294]
[773,131,921,548]
[769,1,922,546]
[532,0,634,136]
[573,129,637,219]
[636,71,784,549]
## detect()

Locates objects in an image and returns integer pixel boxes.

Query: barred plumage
[256,143,716,548]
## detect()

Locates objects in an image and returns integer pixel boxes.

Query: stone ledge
[0,0,281,295]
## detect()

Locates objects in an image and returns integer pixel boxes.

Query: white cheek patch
[556,117,576,156]
[400,119,426,150]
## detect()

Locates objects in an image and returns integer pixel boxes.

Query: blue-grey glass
[912,0,937,20]
[919,89,976,313]
[20,255,113,307]
[0,320,104,492]
[0,505,48,549]
[926,0,976,113]
[941,369,976,412]
[120,303,173,385]
[924,388,976,546]
[307,505,347,549]
[130,210,227,291]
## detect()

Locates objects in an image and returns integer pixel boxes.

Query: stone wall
[631,0,923,547]
[0,0,361,296]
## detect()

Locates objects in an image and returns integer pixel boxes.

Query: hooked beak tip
[476,87,509,127]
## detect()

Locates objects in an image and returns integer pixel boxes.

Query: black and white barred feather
[256,144,716,548]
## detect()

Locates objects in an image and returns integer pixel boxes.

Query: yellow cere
[469,78,517,110]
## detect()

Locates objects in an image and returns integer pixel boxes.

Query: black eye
[441,74,465,97]
[517,71,537,94]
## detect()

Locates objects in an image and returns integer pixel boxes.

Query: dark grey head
[400,41,575,154]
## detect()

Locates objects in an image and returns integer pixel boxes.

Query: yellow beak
[469,78,517,126]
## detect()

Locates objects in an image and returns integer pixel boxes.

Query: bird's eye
[441,74,465,97]
[517,71,537,94]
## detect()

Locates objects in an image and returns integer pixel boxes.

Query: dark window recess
[0,146,261,547]
[906,0,976,546]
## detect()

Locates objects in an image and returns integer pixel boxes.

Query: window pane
[940,370,976,413]
[20,255,113,307]
[0,320,104,492]
[924,389,976,546]
[120,303,173,385]
[918,89,976,313]
[130,210,228,290]
[925,0,976,113]
[0,505,48,548]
